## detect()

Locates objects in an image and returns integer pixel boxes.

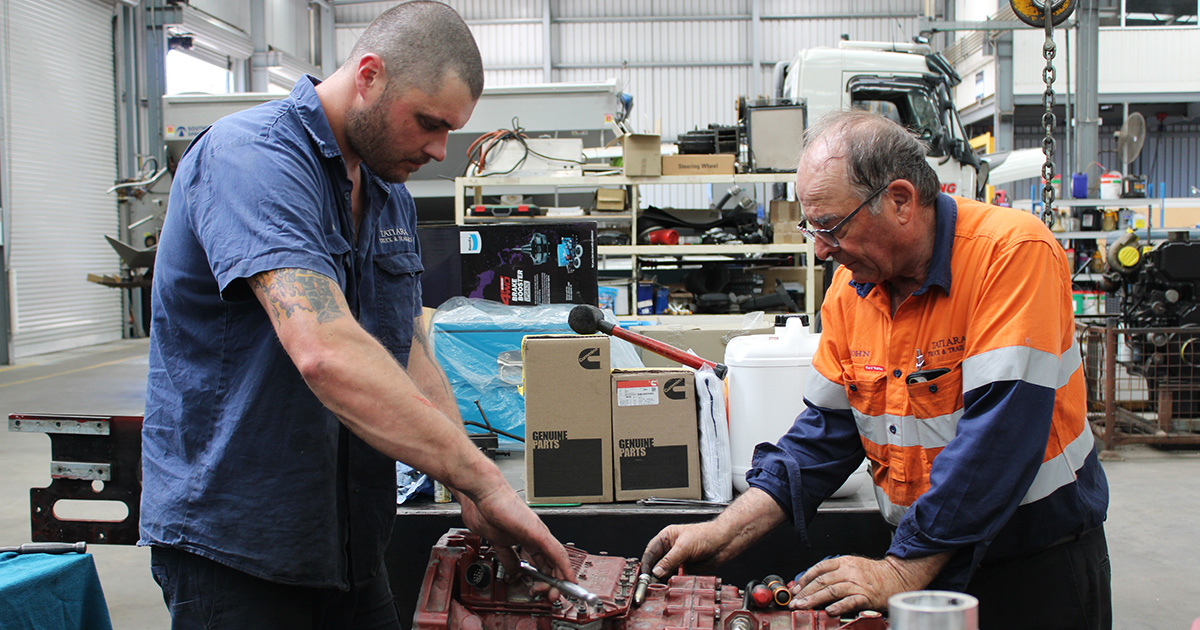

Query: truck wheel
[1010,0,1077,27]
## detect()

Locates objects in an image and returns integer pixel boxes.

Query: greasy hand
[791,554,946,616]
[640,521,736,579]
[459,489,573,590]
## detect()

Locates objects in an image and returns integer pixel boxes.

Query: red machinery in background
[413,529,887,630]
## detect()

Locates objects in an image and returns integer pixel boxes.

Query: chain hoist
[1011,0,1077,226]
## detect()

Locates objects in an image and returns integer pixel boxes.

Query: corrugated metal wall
[1012,123,1200,200]
[334,1,925,208]
[2,0,123,358]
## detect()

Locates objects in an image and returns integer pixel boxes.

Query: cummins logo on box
[577,347,601,369]
[663,377,688,400]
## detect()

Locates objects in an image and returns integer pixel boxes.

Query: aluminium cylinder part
[887,590,978,630]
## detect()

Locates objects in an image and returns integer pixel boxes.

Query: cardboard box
[459,223,598,306]
[522,335,613,504]
[771,221,806,244]
[611,369,701,501]
[594,188,626,211]
[757,266,826,311]
[622,134,661,177]
[628,319,774,367]
[661,154,736,176]
[769,200,803,224]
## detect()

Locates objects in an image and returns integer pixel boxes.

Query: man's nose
[424,130,449,162]
[812,238,838,261]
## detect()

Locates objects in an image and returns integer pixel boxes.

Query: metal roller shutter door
[4,0,122,358]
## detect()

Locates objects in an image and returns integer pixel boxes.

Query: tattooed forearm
[250,269,347,324]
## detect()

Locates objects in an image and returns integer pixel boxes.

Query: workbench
[387,452,892,626]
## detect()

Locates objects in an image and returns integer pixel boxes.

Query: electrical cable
[466,117,585,177]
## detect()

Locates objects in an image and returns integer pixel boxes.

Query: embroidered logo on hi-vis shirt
[864,365,885,372]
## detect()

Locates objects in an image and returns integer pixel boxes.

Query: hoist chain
[1040,3,1058,227]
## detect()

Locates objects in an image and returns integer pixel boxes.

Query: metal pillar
[317,1,337,77]
[250,0,270,92]
[994,32,1015,153]
[751,0,762,98]
[143,1,174,171]
[1075,0,1100,186]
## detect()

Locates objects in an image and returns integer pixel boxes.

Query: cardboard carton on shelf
[661,154,736,176]
[627,316,774,368]
[594,188,626,211]
[621,134,662,177]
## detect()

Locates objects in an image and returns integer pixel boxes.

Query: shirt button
[848,384,858,392]
[929,384,938,393]
[343,191,351,201]
[893,369,902,378]
[889,425,897,434]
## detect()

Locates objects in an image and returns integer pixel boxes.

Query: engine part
[413,528,889,630]
[764,574,792,607]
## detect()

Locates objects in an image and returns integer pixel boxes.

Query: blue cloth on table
[0,552,112,630]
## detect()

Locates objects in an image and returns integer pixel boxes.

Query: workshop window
[1100,0,1198,27]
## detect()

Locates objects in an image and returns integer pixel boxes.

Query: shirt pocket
[905,362,964,451]
[373,251,423,361]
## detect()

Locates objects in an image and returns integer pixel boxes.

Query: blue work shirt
[140,76,424,589]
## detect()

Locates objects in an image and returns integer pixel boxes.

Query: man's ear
[353,53,387,101]
[889,179,919,225]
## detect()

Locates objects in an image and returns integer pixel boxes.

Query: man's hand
[640,521,738,580]
[791,552,951,616]
[458,486,573,591]
[640,488,787,580]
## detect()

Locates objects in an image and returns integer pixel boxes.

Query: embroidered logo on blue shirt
[378,226,413,245]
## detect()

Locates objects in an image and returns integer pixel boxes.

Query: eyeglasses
[798,181,892,249]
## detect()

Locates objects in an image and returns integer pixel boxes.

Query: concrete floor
[2,339,1198,629]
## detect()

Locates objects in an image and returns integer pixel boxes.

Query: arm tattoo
[250,269,347,324]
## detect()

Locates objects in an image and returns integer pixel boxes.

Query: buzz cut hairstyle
[800,110,941,211]
[348,1,484,100]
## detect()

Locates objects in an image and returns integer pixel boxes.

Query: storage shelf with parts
[453,173,819,315]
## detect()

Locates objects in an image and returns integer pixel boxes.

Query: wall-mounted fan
[1114,112,1147,198]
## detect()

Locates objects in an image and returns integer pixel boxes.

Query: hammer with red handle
[568,305,728,379]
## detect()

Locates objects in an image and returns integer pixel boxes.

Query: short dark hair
[799,110,941,210]
[348,1,484,100]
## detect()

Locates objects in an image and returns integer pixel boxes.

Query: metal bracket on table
[8,414,143,545]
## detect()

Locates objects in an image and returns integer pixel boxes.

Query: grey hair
[798,110,940,212]
[348,1,484,100]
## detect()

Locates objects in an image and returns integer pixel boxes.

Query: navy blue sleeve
[887,379,1055,588]
[183,130,336,298]
[746,402,865,547]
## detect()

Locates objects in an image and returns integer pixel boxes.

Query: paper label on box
[460,231,482,254]
[616,380,659,406]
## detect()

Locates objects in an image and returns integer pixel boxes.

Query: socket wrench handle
[519,560,602,609]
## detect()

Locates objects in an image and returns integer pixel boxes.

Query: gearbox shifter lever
[519,560,602,610]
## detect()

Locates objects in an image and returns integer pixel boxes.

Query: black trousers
[150,546,402,630]
[966,526,1112,630]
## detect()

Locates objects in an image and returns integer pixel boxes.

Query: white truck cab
[778,40,984,199]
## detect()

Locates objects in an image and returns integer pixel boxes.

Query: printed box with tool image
[522,335,613,504]
[611,369,700,501]
[460,223,598,306]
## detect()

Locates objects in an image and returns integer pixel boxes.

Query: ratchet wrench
[518,560,602,609]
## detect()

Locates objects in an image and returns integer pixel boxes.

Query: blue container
[1071,172,1088,199]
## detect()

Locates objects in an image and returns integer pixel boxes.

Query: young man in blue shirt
[140,3,572,627]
